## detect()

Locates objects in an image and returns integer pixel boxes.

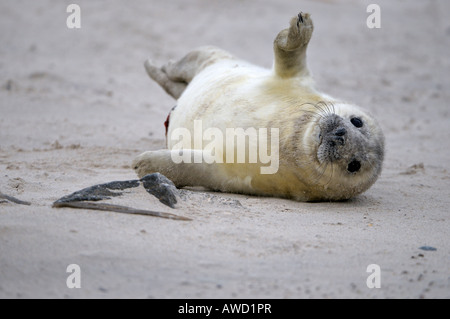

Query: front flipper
[132,149,230,191]
[273,12,314,78]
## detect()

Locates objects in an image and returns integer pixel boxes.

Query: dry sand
[0,0,449,298]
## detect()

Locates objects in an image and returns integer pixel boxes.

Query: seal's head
[302,102,384,200]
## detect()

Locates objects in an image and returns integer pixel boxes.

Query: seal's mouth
[315,115,363,174]
[317,137,362,173]
[316,122,348,164]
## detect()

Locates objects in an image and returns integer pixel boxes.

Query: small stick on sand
[52,201,192,221]
[0,192,31,206]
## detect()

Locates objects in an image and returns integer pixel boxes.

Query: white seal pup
[133,12,384,201]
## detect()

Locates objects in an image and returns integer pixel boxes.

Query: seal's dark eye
[347,160,361,173]
[351,117,363,128]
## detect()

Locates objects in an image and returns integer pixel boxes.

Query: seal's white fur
[133,13,384,201]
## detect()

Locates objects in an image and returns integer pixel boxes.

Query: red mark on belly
[164,105,177,137]
[164,113,170,137]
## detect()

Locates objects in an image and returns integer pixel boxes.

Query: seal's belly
[167,61,276,149]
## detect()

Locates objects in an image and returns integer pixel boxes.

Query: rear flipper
[144,60,187,99]
[144,46,235,99]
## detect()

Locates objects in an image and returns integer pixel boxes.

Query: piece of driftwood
[52,173,190,221]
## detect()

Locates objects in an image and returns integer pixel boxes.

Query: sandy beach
[0,0,449,298]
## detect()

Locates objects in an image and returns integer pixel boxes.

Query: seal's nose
[334,128,346,136]
[332,128,346,145]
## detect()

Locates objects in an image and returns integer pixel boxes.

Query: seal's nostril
[334,128,346,136]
